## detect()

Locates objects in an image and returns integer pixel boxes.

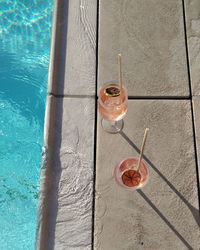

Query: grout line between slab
[48,93,191,100]
[182,0,200,208]
[128,96,190,100]
[182,0,192,98]
[48,93,95,99]
[190,97,200,206]
[49,95,190,100]
[91,0,99,248]
[96,96,191,101]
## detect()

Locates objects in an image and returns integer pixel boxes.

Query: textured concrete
[184,0,200,95]
[48,0,97,96]
[192,97,200,184]
[95,100,200,250]
[98,0,189,97]
[37,96,95,250]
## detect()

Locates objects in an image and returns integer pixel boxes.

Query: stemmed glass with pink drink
[114,128,150,190]
[114,157,149,190]
[98,54,128,133]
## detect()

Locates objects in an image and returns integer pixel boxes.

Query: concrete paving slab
[95,100,200,250]
[184,0,200,95]
[48,0,97,96]
[192,96,200,185]
[98,0,189,97]
[37,96,95,250]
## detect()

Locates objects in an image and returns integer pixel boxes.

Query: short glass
[114,157,149,191]
[98,81,128,133]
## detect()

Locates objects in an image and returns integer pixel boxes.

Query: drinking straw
[118,54,123,93]
[136,128,149,172]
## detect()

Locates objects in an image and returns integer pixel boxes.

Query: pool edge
[35,0,58,248]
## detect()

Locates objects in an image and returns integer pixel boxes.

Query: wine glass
[114,157,149,191]
[114,129,150,190]
[98,81,128,133]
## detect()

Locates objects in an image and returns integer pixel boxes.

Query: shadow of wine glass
[137,189,194,250]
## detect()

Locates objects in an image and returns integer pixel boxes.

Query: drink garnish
[122,169,141,187]
[105,86,120,97]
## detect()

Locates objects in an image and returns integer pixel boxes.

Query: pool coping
[35,0,58,248]
[36,0,97,249]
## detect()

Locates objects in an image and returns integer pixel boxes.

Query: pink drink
[98,83,128,121]
[114,158,149,190]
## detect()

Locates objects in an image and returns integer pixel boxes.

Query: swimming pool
[0,1,53,249]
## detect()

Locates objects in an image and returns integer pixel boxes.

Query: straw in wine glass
[136,128,149,172]
[118,53,123,94]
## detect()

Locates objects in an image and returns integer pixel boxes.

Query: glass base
[101,119,124,134]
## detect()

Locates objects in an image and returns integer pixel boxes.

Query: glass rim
[98,81,128,107]
[99,80,127,90]
[118,157,147,166]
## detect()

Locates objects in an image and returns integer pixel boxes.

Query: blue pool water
[0,1,53,249]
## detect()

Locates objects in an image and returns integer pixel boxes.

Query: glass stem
[110,120,116,127]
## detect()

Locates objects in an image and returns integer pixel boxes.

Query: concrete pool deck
[37,0,200,249]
